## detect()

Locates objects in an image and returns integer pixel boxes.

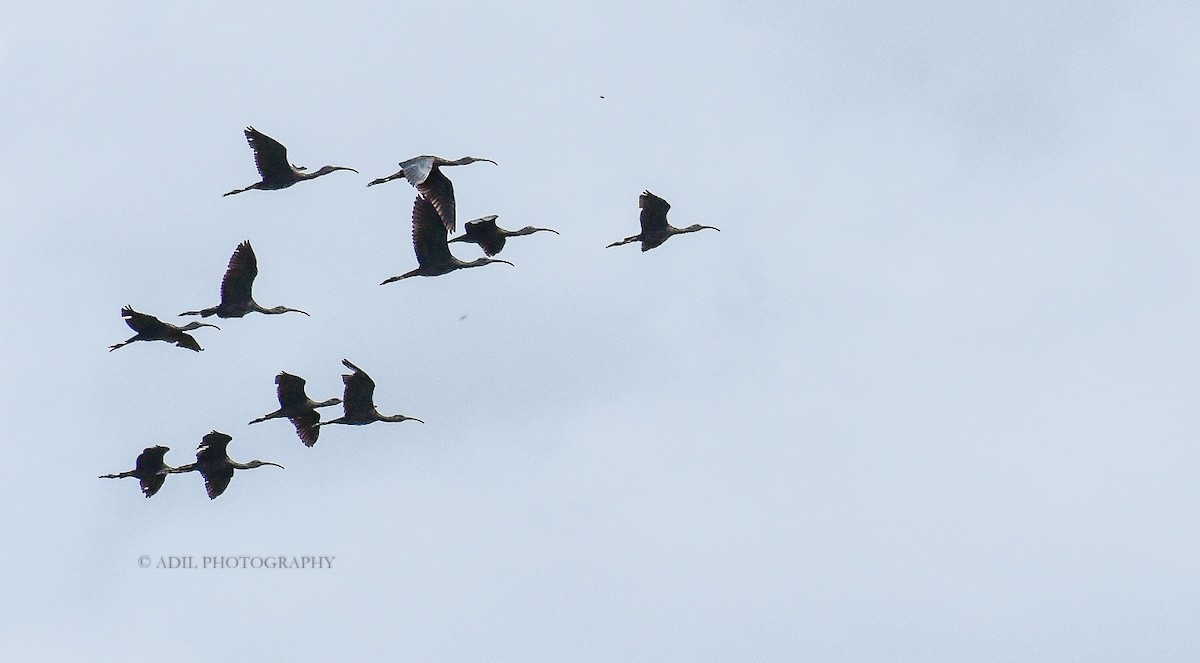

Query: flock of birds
[101,126,721,499]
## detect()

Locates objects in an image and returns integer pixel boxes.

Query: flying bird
[448,215,559,256]
[249,372,342,447]
[169,431,283,500]
[180,241,309,319]
[382,196,513,284]
[109,306,219,352]
[366,155,497,232]
[606,191,720,251]
[100,445,175,498]
[319,359,424,427]
[223,126,357,196]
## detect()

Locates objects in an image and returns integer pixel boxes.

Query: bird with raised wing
[367,154,496,232]
[382,196,513,284]
[223,126,357,196]
[249,372,342,447]
[606,191,720,252]
[100,445,176,498]
[168,431,283,500]
[319,359,424,427]
[180,241,309,319]
[448,215,559,256]
[109,306,219,352]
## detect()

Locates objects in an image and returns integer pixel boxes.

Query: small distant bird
[382,196,513,284]
[367,155,497,232]
[319,359,424,427]
[249,372,342,447]
[169,431,283,500]
[180,241,309,318]
[99,445,175,498]
[223,126,357,196]
[109,306,219,352]
[606,191,720,252]
[448,215,559,256]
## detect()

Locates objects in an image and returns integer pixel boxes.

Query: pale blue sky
[3,1,1200,660]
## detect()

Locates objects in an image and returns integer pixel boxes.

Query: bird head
[313,165,359,176]
[267,306,310,316]
[247,460,285,470]
[181,322,220,331]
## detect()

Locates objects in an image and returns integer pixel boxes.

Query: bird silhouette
[382,196,513,284]
[606,191,720,251]
[249,372,342,447]
[168,431,283,499]
[224,127,357,196]
[109,306,219,352]
[367,155,496,232]
[319,359,424,427]
[180,241,309,318]
[448,215,559,256]
[99,445,175,498]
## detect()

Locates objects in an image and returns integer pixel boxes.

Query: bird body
[319,359,424,427]
[224,127,356,196]
[448,215,559,256]
[168,431,283,499]
[109,306,218,352]
[181,241,309,319]
[249,372,342,447]
[382,196,513,284]
[606,191,720,251]
[100,445,175,497]
[367,155,496,232]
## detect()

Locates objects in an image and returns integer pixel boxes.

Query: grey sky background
[4,1,1200,660]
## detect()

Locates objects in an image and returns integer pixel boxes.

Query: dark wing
[342,363,378,418]
[121,306,166,334]
[639,191,671,234]
[172,333,204,352]
[416,169,456,233]
[134,446,169,474]
[201,465,235,499]
[244,127,291,179]
[197,431,233,460]
[465,217,504,256]
[290,410,321,447]
[411,195,453,267]
[219,241,258,308]
[140,473,167,498]
[276,372,309,407]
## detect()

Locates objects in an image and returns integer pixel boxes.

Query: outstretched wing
[201,465,234,499]
[416,169,456,233]
[172,333,204,352]
[244,127,291,179]
[275,372,309,407]
[411,195,453,266]
[140,473,167,498]
[290,410,321,447]
[219,241,258,308]
[121,306,165,334]
[197,431,233,460]
[341,360,377,418]
[639,190,671,234]
[464,216,504,256]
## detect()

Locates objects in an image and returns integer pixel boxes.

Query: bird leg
[366,171,405,187]
[108,338,135,352]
